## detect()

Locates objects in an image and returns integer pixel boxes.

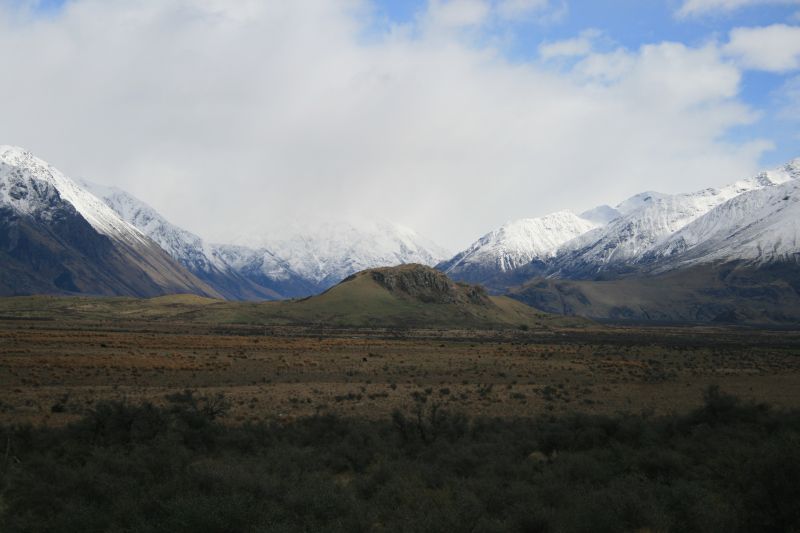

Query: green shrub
[0,387,799,532]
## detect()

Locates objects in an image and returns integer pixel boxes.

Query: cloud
[497,0,549,18]
[0,1,771,249]
[724,24,800,72]
[539,29,601,60]
[776,75,800,118]
[677,0,800,17]
[426,0,490,28]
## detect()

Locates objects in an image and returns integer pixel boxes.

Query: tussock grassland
[1,302,800,426]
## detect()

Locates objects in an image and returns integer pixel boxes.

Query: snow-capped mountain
[0,146,219,297]
[79,180,220,274]
[503,159,800,324]
[4,143,799,318]
[81,180,447,297]
[648,175,800,268]
[437,158,800,291]
[579,205,621,225]
[234,219,449,290]
[210,244,316,298]
[553,161,798,277]
[81,181,313,299]
[438,211,598,285]
[1,146,148,246]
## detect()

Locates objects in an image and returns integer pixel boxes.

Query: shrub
[1,388,799,532]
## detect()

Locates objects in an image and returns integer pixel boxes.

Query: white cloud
[677,0,800,17]
[0,0,770,249]
[776,75,800,118]
[426,0,490,28]
[539,29,601,60]
[497,0,549,18]
[724,24,800,72]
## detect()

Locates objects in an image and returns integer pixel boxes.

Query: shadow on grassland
[1,387,799,533]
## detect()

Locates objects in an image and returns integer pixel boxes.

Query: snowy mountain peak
[488,211,598,257]
[0,146,148,246]
[555,157,800,275]
[580,204,620,225]
[615,191,671,215]
[649,178,800,268]
[441,210,598,279]
[238,218,449,286]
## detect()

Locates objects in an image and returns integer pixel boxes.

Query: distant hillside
[508,261,800,325]
[0,265,586,329]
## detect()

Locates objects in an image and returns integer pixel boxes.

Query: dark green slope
[0,264,588,329]
[508,261,800,325]
[0,205,221,298]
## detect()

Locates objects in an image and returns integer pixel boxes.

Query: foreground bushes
[1,388,799,532]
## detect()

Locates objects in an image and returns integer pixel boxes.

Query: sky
[1,0,799,251]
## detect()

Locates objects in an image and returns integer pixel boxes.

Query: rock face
[0,146,220,298]
[302,263,563,328]
[365,264,491,306]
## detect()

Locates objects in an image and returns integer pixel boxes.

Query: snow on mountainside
[82,181,313,299]
[0,146,148,246]
[0,146,220,297]
[554,160,798,276]
[236,219,449,289]
[579,205,621,225]
[439,211,598,283]
[79,180,224,274]
[85,181,444,296]
[648,176,800,268]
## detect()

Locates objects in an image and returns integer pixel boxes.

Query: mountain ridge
[0,146,221,298]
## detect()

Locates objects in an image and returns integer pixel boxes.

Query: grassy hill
[508,262,800,325]
[0,264,586,329]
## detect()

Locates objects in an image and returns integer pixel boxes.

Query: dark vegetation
[1,387,799,533]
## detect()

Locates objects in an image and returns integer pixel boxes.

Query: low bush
[0,387,799,532]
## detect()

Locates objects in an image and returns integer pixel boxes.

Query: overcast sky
[1,0,799,250]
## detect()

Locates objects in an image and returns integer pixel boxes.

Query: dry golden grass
[2,318,800,426]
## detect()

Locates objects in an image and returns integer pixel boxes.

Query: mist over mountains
[0,146,446,300]
[2,145,799,323]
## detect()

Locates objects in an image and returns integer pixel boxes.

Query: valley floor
[2,316,800,426]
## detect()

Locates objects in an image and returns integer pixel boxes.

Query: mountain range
[0,146,446,299]
[438,158,800,323]
[2,144,799,323]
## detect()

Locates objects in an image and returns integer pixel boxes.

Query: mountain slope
[552,161,799,278]
[647,178,800,269]
[508,261,800,324]
[0,146,220,298]
[502,160,800,324]
[80,179,447,299]
[80,181,312,300]
[210,244,316,298]
[439,211,598,287]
